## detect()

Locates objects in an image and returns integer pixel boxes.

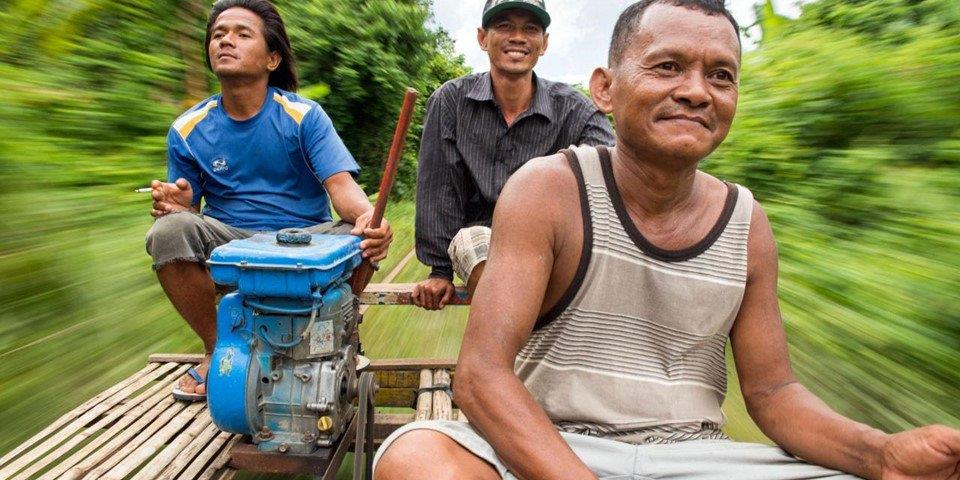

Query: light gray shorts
[373,420,861,480]
[144,212,351,270]
[448,225,491,282]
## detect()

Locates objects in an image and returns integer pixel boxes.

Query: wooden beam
[360,283,471,306]
[148,353,205,363]
[368,358,457,371]
[371,413,414,446]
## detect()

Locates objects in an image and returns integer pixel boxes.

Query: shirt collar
[467,72,555,123]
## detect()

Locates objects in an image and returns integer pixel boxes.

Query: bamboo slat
[101,402,206,480]
[0,362,183,480]
[6,352,462,479]
[147,354,205,364]
[175,431,234,480]
[431,370,453,421]
[197,436,241,480]
[156,421,221,480]
[48,388,179,479]
[0,363,160,468]
[79,401,190,480]
[414,369,434,421]
[17,364,190,480]
[213,468,237,480]
[130,410,213,480]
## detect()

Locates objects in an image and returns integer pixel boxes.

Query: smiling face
[591,3,741,166]
[207,7,280,83]
[478,9,549,77]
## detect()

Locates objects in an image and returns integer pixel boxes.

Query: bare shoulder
[746,198,778,282]
[493,152,580,242]
[500,153,579,206]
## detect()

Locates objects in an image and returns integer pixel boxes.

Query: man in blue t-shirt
[145,0,392,401]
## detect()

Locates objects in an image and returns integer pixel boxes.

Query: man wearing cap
[411,0,614,310]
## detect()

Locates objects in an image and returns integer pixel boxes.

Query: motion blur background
[0,0,957,477]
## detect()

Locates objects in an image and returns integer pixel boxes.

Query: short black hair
[608,0,740,68]
[205,0,299,92]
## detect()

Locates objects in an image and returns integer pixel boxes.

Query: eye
[711,69,736,82]
[655,62,680,73]
[212,32,224,40]
[523,24,542,35]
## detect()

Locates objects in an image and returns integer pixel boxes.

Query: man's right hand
[151,178,194,218]
[412,276,455,311]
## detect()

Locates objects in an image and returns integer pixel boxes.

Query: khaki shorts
[145,212,351,270]
[448,226,491,282]
[373,420,860,480]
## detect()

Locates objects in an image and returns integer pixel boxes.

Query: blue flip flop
[172,367,207,402]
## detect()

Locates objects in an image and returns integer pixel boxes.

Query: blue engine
[206,229,363,454]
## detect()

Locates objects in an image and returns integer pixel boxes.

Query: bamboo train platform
[0,283,470,480]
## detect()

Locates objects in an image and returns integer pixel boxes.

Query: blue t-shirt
[166,87,359,231]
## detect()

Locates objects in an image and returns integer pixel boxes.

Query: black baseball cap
[482,0,551,29]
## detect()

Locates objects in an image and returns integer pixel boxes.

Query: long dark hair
[205,0,299,92]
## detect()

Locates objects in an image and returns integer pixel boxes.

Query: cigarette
[134,188,153,193]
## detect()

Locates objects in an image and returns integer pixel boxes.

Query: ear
[539,32,549,56]
[267,51,281,72]
[589,67,614,114]
[477,27,489,52]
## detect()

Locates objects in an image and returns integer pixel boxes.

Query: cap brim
[483,2,551,29]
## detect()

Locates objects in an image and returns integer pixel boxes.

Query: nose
[672,71,711,109]
[218,32,236,48]
[507,28,526,43]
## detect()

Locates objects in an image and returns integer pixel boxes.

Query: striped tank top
[515,145,754,444]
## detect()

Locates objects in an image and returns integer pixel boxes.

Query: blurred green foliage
[705,0,960,430]
[0,0,957,475]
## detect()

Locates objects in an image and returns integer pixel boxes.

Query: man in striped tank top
[376,1,960,479]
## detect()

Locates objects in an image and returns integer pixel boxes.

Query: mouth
[217,52,237,60]
[503,48,530,60]
[660,114,710,130]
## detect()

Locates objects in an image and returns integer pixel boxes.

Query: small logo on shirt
[212,157,229,173]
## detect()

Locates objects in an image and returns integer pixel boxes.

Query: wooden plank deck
[1,353,461,479]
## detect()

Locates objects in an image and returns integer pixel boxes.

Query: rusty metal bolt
[256,426,274,441]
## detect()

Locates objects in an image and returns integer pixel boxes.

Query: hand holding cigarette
[148,178,194,218]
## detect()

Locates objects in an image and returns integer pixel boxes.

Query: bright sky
[429,0,809,85]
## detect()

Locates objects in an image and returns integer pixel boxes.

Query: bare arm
[732,202,960,479]
[453,157,596,480]
[324,171,392,261]
[324,171,371,224]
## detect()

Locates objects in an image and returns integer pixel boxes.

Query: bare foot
[178,354,211,395]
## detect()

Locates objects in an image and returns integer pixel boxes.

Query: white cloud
[430,0,810,86]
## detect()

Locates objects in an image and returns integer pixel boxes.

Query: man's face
[593,4,740,164]
[208,7,279,82]
[478,10,549,77]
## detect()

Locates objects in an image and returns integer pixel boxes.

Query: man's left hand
[879,425,960,479]
[351,211,393,262]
